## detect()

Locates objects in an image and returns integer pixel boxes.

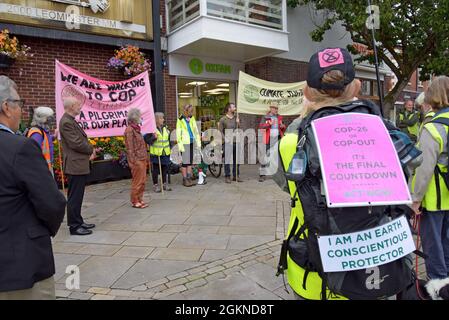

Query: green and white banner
[317,216,415,272]
[237,71,306,116]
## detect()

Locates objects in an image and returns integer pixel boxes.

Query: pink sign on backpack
[311,113,412,207]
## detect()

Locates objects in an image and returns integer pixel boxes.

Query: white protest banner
[317,216,415,272]
[237,71,306,116]
[312,112,412,207]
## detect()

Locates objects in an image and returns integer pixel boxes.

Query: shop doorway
[177,78,236,131]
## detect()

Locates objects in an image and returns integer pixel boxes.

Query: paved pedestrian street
[52,165,297,300]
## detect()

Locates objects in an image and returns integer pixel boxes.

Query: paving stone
[109,289,133,297]
[241,260,259,268]
[87,287,111,295]
[200,249,241,262]
[223,260,242,269]
[69,292,94,300]
[241,263,284,291]
[129,292,155,299]
[184,216,232,226]
[218,226,275,236]
[144,214,191,225]
[132,285,148,291]
[153,285,187,299]
[230,202,276,216]
[114,246,154,258]
[52,242,86,254]
[224,266,243,275]
[55,290,71,298]
[75,244,122,256]
[62,231,134,245]
[170,233,230,250]
[166,277,189,288]
[123,232,177,247]
[186,272,207,281]
[145,278,168,289]
[190,203,233,216]
[167,271,189,281]
[112,260,200,289]
[90,294,116,300]
[77,256,138,288]
[149,248,204,261]
[159,225,191,233]
[205,272,226,282]
[54,254,91,282]
[188,225,220,234]
[227,235,275,250]
[181,274,281,300]
[187,265,208,274]
[229,216,276,227]
[205,266,225,274]
[273,287,296,300]
[186,278,207,289]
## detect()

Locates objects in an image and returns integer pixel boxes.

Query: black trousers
[67,174,87,231]
[152,164,168,184]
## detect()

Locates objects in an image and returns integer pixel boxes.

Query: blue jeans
[223,143,240,177]
[420,210,449,279]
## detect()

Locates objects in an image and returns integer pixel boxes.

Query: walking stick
[57,138,66,195]
[158,155,165,195]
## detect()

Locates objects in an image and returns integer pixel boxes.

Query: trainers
[259,176,265,182]
[233,176,243,182]
[225,177,231,184]
[154,184,162,193]
[163,183,172,191]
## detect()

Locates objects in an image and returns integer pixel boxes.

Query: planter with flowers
[53,136,131,188]
[107,45,152,77]
[0,29,32,68]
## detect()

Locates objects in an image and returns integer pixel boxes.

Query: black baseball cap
[307,47,355,91]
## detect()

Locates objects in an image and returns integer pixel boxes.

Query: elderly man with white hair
[59,96,96,236]
[26,107,57,174]
[0,75,66,299]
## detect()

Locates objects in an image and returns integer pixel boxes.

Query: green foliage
[287,0,449,109]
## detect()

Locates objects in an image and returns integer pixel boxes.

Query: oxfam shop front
[168,54,244,131]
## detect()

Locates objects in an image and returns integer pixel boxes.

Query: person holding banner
[124,108,150,208]
[176,104,201,187]
[149,112,172,192]
[411,76,449,280]
[59,97,97,236]
[26,107,57,175]
[258,105,286,182]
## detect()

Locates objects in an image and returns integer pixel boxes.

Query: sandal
[139,202,149,208]
[132,202,146,209]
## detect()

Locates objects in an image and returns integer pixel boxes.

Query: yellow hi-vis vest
[176,116,201,152]
[149,127,171,156]
[279,133,347,300]
[399,112,419,137]
[415,111,449,211]
[27,127,52,172]
[418,110,435,138]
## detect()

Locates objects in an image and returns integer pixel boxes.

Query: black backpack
[277,100,417,300]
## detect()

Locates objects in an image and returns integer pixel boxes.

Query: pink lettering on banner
[311,113,412,207]
[55,60,156,138]
[318,48,344,68]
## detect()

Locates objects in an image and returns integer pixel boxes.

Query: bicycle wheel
[209,162,222,178]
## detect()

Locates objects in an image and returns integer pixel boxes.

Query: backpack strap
[277,217,299,276]
[430,117,449,192]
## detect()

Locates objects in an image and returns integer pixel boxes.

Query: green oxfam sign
[189,58,232,75]
[189,58,204,75]
[243,85,260,103]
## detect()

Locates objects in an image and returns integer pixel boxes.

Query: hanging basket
[0,54,15,68]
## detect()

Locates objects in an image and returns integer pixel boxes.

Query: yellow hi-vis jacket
[279,132,347,300]
[418,110,435,138]
[413,110,449,211]
[399,111,420,138]
[176,116,201,152]
[149,126,171,156]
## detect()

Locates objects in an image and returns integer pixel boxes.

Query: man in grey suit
[59,97,96,236]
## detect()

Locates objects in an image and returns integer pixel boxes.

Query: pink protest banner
[55,60,156,137]
[311,113,412,208]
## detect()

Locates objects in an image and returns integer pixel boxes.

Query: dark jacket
[59,113,94,175]
[0,129,66,292]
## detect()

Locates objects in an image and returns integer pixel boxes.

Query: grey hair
[127,108,141,124]
[31,107,55,126]
[0,76,18,113]
[415,92,425,107]
[63,96,78,110]
[155,112,164,119]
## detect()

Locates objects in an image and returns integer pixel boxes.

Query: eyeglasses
[6,99,25,108]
